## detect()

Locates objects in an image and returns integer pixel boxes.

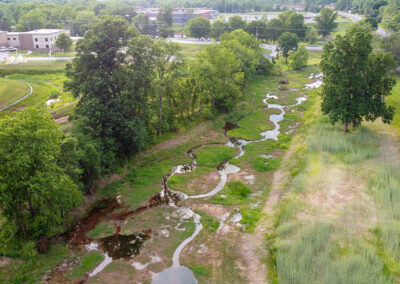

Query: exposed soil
[11,106,26,113]
[54,114,69,124]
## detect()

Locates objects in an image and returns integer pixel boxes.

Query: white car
[0,47,7,52]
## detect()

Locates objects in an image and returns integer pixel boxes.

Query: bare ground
[239,147,295,284]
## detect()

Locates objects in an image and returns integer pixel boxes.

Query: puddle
[99,230,151,259]
[151,266,197,284]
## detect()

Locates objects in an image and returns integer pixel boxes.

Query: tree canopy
[187,17,210,39]
[0,108,81,241]
[277,32,300,59]
[55,33,72,52]
[315,8,338,38]
[320,26,396,132]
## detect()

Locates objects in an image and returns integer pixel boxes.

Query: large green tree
[187,17,210,39]
[210,20,226,40]
[277,32,300,59]
[0,108,81,241]
[320,26,396,132]
[65,17,150,164]
[55,33,72,52]
[315,8,338,38]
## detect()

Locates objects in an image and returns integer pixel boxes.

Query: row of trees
[0,17,271,253]
[185,9,338,41]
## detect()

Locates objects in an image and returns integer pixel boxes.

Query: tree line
[0,16,271,256]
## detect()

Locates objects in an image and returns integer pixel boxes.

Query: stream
[81,75,322,283]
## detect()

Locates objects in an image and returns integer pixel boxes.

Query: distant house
[2,29,70,51]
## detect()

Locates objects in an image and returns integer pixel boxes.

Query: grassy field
[0,78,30,107]
[0,60,68,75]
[177,43,207,57]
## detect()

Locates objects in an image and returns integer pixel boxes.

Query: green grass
[0,60,68,75]
[0,78,30,106]
[0,244,68,283]
[71,253,104,278]
[195,210,220,233]
[227,108,280,140]
[195,145,237,167]
[253,156,282,172]
[87,222,114,238]
[187,264,211,277]
[266,90,303,105]
[275,222,389,284]
[212,181,251,205]
[386,78,400,133]
[370,167,400,219]
[307,117,380,164]
[177,43,206,57]
[168,166,215,195]
[240,206,261,233]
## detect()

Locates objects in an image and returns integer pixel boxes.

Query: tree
[286,12,307,39]
[55,33,72,52]
[277,32,299,60]
[65,17,150,164]
[288,46,308,69]
[316,8,338,38]
[306,27,318,44]
[320,26,396,132]
[71,11,97,36]
[187,17,210,39]
[210,20,226,40]
[0,108,81,241]
[157,5,173,27]
[16,9,44,31]
[133,14,151,35]
[228,15,246,31]
[379,31,400,62]
[151,40,184,135]
[246,20,267,40]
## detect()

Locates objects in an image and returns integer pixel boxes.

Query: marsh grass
[307,118,380,163]
[276,223,389,284]
[371,167,400,219]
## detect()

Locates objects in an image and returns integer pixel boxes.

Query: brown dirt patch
[11,106,26,113]
[191,204,230,219]
[98,174,122,189]
[55,114,69,124]
[181,169,220,196]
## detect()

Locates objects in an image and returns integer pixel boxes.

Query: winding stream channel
[77,75,322,283]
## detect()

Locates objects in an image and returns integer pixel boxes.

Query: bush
[212,181,251,205]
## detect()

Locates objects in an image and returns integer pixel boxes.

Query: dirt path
[240,147,294,284]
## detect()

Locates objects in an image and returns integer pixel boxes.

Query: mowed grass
[0,72,78,119]
[0,78,30,106]
[227,108,280,140]
[177,43,206,57]
[195,145,237,167]
[0,60,68,75]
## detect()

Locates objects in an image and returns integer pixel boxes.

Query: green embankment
[0,78,30,107]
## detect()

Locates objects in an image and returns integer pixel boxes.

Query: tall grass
[276,222,389,284]
[371,167,400,219]
[307,118,379,163]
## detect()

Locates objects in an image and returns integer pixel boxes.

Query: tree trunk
[212,96,215,110]
[344,122,349,132]
[158,93,163,136]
